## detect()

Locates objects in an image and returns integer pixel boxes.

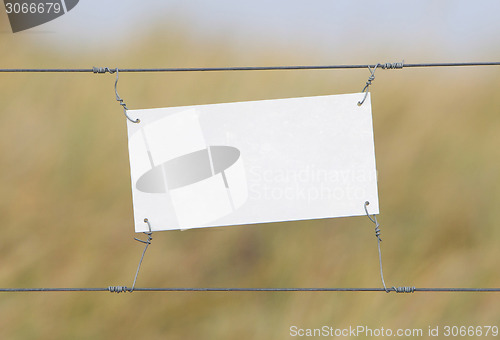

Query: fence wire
[0,287,499,293]
[0,61,499,73]
[1,60,499,294]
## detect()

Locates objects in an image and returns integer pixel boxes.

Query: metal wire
[0,203,496,294]
[112,68,139,123]
[106,219,154,294]
[357,64,379,106]
[0,62,500,73]
[363,201,417,294]
[0,287,499,293]
[130,218,153,292]
[364,201,390,292]
[0,60,498,294]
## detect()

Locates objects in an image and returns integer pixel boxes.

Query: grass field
[1,16,499,340]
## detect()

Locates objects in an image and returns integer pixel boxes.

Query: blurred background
[0,1,500,339]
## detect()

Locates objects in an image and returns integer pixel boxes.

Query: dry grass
[0,17,499,340]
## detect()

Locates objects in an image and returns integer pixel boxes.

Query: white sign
[127,93,379,232]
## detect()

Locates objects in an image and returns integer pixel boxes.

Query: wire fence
[0,61,499,73]
[1,60,499,294]
[1,287,499,293]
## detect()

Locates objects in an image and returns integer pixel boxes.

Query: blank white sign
[127,93,379,232]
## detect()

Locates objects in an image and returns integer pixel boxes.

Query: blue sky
[5,0,500,61]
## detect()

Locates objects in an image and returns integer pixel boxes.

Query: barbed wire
[0,61,499,73]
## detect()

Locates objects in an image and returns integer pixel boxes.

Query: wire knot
[374,223,382,242]
[365,73,375,87]
[391,286,415,293]
[380,61,404,70]
[108,286,129,293]
[92,67,116,74]
[134,219,153,245]
[357,65,378,106]
[364,201,382,242]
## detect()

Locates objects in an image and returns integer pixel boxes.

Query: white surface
[225,156,248,210]
[143,109,206,166]
[170,174,232,227]
[128,130,152,181]
[127,93,379,232]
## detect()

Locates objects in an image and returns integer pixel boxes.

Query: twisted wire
[108,286,129,293]
[106,220,154,294]
[364,201,389,292]
[380,61,404,69]
[92,67,115,74]
[364,201,415,294]
[112,68,139,123]
[129,219,153,292]
[357,64,378,106]
[392,286,416,293]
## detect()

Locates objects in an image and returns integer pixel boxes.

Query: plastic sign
[126,93,379,232]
